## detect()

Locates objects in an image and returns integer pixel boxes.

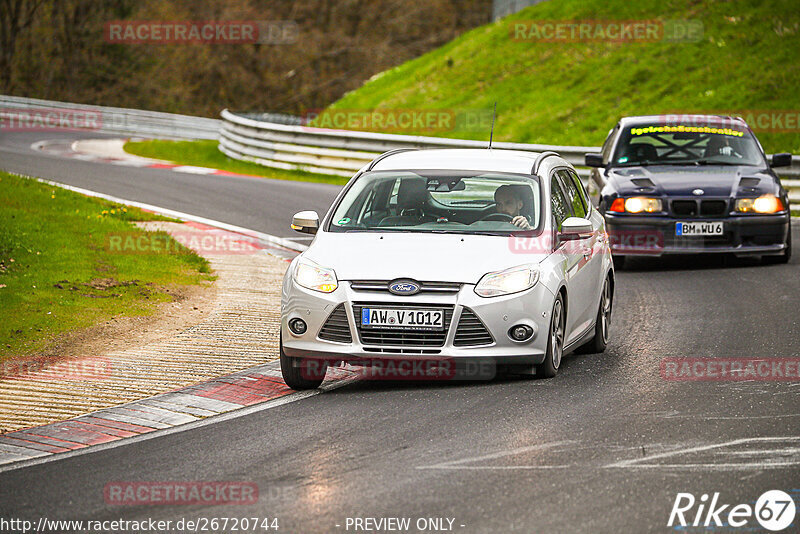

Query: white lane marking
[604,436,800,470]
[417,440,576,470]
[17,174,307,253]
[0,374,359,474]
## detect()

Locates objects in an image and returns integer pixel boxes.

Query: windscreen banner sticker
[630,125,745,137]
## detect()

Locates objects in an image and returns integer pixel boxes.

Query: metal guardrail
[0,95,220,140]
[218,108,597,177]
[219,109,800,203]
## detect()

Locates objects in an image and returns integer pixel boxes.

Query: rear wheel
[537,294,565,379]
[280,333,327,390]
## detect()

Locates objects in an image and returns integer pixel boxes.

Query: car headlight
[735,194,785,214]
[475,264,540,298]
[294,257,338,293]
[609,197,663,214]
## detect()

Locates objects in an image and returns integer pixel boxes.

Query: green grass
[124,139,348,185]
[0,172,215,361]
[324,0,800,155]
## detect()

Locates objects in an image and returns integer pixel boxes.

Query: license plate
[361,308,444,330]
[675,221,724,236]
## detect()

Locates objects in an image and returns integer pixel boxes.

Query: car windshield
[328,170,542,235]
[612,123,765,167]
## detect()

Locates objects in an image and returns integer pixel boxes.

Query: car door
[553,169,597,345]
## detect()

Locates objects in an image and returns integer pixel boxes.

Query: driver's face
[495,191,523,216]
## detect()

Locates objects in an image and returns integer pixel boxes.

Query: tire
[578,275,613,354]
[762,228,791,265]
[612,254,626,270]
[280,333,327,390]
[537,293,565,379]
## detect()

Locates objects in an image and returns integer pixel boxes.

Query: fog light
[289,318,308,335]
[509,324,533,342]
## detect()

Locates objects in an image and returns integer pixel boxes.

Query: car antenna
[488,102,497,149]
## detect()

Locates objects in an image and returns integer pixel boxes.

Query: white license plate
[361,308,444,330]
[675,221,724,236]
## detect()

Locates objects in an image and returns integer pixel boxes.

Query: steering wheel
[480,213,514,222]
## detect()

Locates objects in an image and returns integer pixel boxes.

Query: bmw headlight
[294,257,338,293]
[609,197,663,214]
[475,264,540,298]
[735,194,785,214]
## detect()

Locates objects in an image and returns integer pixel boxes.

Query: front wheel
[536,294,565,379]
[578,275,613,354]
[280,333,327,390]
[762,228,791,265]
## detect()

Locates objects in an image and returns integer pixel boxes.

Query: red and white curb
[0,362,357,470]
[32,138,268,179]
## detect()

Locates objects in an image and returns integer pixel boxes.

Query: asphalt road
[1,133,799,533]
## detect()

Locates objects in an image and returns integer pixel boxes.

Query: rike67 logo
[668,490,796,531]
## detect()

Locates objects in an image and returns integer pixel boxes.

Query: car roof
[618,114,748,127]
[368,148,553,175]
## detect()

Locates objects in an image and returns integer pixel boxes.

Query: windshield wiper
[688,160,742,166]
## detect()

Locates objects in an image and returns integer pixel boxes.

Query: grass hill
[323,0,800,154]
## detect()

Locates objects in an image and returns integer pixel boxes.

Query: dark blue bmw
[585,115,793,268]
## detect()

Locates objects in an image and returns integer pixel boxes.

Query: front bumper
[604,212,790,256]
[281,280,556,366]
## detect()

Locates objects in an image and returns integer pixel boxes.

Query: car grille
[700,200,728,216]
[350,280,461,294]
[453,308,494,347]
[318,304,352,343]
[670,199,729,218]
[352,302,454,347]
[671,200,698,217]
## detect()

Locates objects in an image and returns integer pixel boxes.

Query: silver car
[280,148,614,389]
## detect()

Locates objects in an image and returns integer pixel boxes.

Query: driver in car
[494,185,533,230]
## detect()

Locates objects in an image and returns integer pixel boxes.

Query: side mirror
[770,153,793,168]
[559,217,593,241]
[291,211,319,235]
[585,153,604,168]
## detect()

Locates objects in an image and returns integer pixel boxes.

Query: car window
[566,169,590,216]
[556,170,586,219]
[601,126,618,164]
[611,123,765,166]
[329,170,543,235]
[550,174,571,231]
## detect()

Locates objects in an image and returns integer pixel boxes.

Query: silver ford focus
[280,148,614,389]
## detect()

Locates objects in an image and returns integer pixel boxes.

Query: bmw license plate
[361,308,444,330]
[675,221,723,236]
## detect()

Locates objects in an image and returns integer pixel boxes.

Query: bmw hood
[302,232,546,284]
[607,165,776,197]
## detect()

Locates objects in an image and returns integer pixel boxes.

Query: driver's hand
[512,216,532,230]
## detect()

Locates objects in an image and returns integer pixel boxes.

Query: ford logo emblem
[389,280,420,295]
[692,188,705,196]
